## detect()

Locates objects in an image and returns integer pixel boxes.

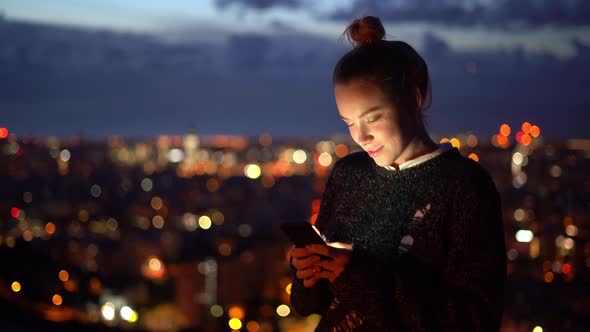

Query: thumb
[327,242,353,250]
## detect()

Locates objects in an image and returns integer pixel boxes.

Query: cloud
[2,19,589,139]
[227,34,271,69]
[328,0,590,27]
[214,0,303,11]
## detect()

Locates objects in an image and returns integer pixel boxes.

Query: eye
[367,115,382,123]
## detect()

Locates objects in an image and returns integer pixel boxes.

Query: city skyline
[1,128,588,331]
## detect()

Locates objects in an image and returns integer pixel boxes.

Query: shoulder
[332,150,371,173]
[327,151,374,183]
[440,149,499,198]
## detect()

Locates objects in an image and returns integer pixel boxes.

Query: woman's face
[335,80,416,168]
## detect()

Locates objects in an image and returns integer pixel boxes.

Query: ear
[415,88,423,110]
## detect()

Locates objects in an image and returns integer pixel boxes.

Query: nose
[354,125,373,147]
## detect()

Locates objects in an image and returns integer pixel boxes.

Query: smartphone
[280,221,326,248]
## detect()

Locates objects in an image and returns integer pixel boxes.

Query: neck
[391,134,438,169]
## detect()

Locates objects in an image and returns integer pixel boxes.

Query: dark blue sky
[1,0,589,139]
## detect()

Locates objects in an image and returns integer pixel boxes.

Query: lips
[367,146,383,157]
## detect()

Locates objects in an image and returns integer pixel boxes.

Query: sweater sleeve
[289,159,344,317]
[328,167,507,331]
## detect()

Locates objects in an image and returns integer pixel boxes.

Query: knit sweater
[289,147,506,332]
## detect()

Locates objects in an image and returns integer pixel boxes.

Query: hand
[305,242,352,283]
[288,245,323,288]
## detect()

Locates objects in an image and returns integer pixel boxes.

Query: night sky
[1,0,589,139]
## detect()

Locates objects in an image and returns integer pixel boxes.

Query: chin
[374,157,392,167]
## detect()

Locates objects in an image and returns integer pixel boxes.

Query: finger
[296,265,321,280]
[307,245,350,263]
[317,269,335,281]
[289,247,312,259]
[306,244,333,258]
[288,247,309,257]
[296,267,315,280]
[291,255,321,270]
[316,259,341,274]
[299,255,322,269]
[303,274,320,288]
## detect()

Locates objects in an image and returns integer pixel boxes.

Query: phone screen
[280,221,326,248]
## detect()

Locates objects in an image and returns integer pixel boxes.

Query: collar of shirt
[382,142,453,171]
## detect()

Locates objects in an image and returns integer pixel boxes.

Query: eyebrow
[339,106,383,121]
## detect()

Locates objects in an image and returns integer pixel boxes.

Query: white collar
[382,142,453,171]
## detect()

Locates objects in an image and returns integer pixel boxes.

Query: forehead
[335,81,390,116]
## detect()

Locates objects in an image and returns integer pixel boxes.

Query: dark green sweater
[290,147,506,331]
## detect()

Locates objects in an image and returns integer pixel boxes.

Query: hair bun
[345,16,385,47]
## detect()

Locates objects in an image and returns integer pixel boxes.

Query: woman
[288,16,506,332]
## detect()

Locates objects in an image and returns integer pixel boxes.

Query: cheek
[373,122,399,141]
